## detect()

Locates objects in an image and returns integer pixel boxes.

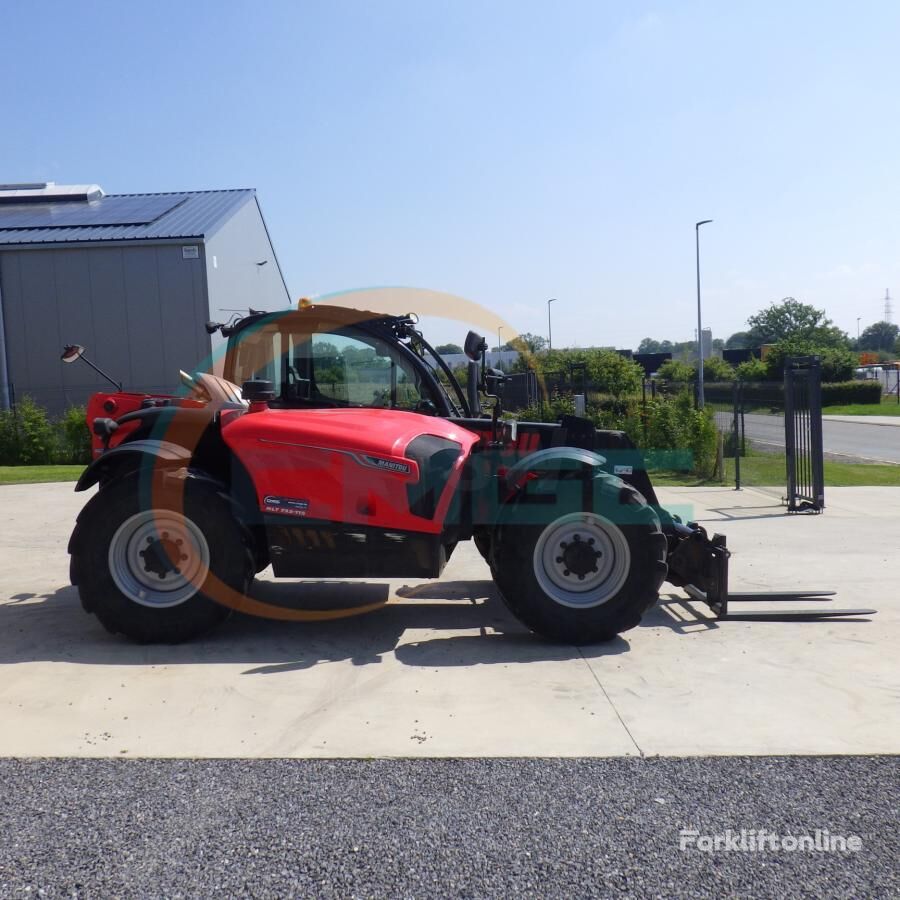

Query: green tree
[701,356,735,382]
[509,332,548,354]
[763,338,856,382]
[725,331,753,349]
[637,337,662,353]
[859,321,899,352]
[583,350,643,397]
[735,358,768,381]
[747,298,848,347]
[434,343,463,355]
[656,359,695,383]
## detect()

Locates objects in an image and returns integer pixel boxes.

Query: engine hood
[222,407,478,461]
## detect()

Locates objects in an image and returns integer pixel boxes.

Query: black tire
[473,527,493,566]
[71,474,254,643]
[491,475,667,644]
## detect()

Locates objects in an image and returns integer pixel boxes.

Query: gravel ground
[0,757,896,898]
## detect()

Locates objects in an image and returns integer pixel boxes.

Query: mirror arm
[77,354,123,392]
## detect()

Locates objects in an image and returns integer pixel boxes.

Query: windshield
[225,315,463,413]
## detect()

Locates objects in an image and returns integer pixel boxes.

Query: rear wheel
[492,478,667,643]
[72,475,253,642]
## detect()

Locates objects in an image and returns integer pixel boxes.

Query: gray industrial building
[0,182,291,413]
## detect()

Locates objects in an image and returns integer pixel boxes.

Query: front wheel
[71,475,254,643]
[492,481,667,643]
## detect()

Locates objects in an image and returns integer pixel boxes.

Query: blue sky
[4,0,900,348]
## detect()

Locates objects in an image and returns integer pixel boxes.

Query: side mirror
[242,379,275,402]
[464,331,487,361]
[61,344,85,363]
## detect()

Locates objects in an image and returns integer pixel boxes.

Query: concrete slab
[0,482,897,758]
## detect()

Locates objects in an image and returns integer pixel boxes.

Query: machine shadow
[0,579,629,672]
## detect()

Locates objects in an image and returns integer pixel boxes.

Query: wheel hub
[139,534,187,580]
[108,510,210,608]
[558,534,601,580]
[532,512,631,609]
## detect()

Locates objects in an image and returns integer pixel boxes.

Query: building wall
[0,243,211,413]
[204,197,290,367]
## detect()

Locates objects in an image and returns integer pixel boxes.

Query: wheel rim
[532,512,631,609]
[108,510,210,608]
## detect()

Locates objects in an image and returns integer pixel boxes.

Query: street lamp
[857,317,861,345]
[547,298,557,350]
[695,220,713,409]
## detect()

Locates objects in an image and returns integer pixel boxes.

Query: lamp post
[547,298,556,350]
[856,317,861,346]
[695,220,713,409]
[497,326,503,367]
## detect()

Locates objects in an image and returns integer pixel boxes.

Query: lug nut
[563,569,570,576]
[588,538,595,546]
[578,574,585,581]
[555,556,563,563]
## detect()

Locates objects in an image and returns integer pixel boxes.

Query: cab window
[310,333,426,409]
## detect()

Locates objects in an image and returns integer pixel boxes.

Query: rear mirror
[61,344,85,363]
[464,331,486,361]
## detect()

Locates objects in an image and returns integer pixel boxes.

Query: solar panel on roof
[0,195,185,229]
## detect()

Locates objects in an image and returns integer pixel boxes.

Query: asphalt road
[0,757,895,898]
[741,413,900,464]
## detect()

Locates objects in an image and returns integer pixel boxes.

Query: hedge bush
[0,399,91,466]
[821,381,883,406]
[705,379,884,408]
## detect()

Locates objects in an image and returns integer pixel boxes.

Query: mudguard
[502,447,607,492]
[74,439,193,492]
[497,447,660,531]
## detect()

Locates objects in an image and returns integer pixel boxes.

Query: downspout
[0,259,10,410]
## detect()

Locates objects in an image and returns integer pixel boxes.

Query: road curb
[822,415,900,429]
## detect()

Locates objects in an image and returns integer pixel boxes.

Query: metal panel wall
[0,244,212,414]
[204,197,291,329]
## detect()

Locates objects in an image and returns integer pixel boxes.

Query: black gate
[502,370,539,411]
[783,356,825,512]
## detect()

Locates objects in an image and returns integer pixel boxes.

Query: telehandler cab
[66,304,872,643]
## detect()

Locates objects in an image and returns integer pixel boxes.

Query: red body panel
[86,391,203,456]
[222,408,478,534]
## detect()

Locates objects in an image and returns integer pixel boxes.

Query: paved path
[743,412,900,463]
[1,482,897,758]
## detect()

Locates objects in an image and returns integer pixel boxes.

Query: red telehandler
[65,304,872,643]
